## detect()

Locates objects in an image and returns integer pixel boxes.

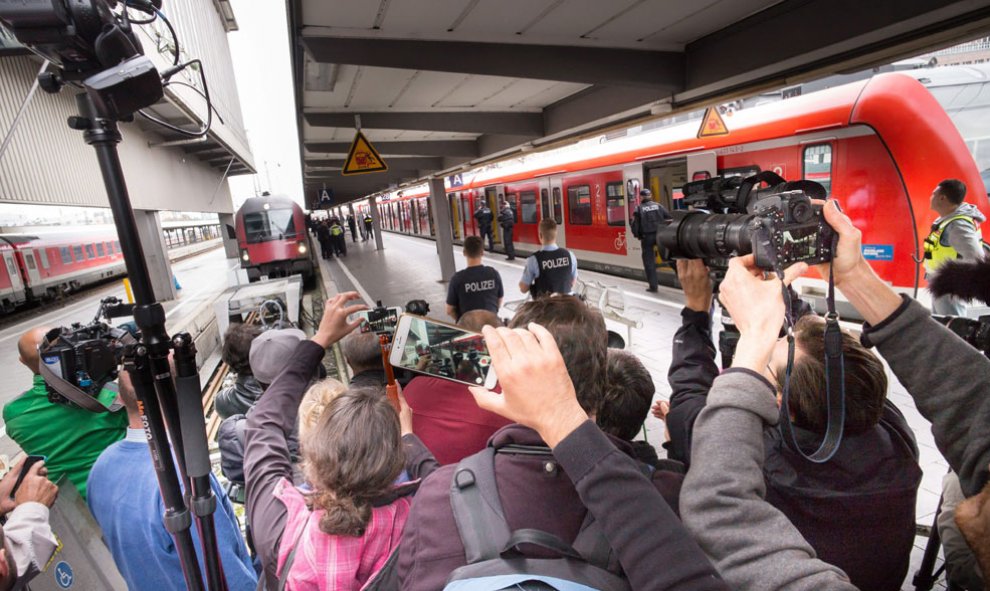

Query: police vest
[330,225,344,236]
[364,216,373,224]
[923,214,978,272]
[531,248,574,297]
[637,201,664,234]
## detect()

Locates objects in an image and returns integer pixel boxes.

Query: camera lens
[657,212,754,259]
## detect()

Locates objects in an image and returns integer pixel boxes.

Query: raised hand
[313,292,367,349]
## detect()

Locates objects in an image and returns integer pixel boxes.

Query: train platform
[315,230,951,590]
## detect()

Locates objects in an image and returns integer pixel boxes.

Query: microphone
[928,258,990,306]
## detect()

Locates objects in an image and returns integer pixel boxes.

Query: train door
[549,177,566,246]
[622,163,644,263]
[486,186,500,243]
[645,157,687,212]
[448,193,461,240]
[688,151,717,186]
[22,250,41,285]
[2,250,23,293]
[461,192,474,237]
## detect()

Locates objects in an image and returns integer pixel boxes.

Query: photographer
[664,256,920,591]
[0,456,59,590]
[3,327,127,501]
[214,323,263,419]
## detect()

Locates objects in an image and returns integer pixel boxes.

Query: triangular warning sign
[697,107,729,138]
[342,130,389,175]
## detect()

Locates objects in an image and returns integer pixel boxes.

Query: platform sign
[342,130,388,175]
[697,107,729,138]
[448,173,464,188]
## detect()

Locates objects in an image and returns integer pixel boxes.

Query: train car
[378,73,989,299]
[0,230,126,311]
[235,194,313,283]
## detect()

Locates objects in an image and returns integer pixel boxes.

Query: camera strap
[39,362,124,413]
[778,262,845,463]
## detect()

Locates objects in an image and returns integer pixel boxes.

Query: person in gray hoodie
[924,178,987,315]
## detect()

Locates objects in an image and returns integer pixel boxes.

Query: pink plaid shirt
[274,478,411,590]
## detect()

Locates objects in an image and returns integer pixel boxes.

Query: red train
[0,230,126,312]
[370,73,988,297]
[235,194,313,283]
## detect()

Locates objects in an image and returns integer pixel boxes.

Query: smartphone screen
[9,455,46,498]
[390,315,496,388]
[349,307,402,335]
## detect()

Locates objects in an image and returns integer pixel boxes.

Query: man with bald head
[2,327,127,501]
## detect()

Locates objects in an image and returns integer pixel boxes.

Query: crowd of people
[0,181,988,590]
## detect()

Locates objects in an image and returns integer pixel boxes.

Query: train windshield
[244,209,296,243]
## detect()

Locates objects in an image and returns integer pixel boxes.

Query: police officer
[329,217,347,257]
[474,201,495,252]
[363,213,374,241]
[445,236,504,320]
[347,214,358,242]
[315,220,333,259]
[497,201,516,261]
[520,219,577,298]
[924,178,987,315]
[632,188,671,293]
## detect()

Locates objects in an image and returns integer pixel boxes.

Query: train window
[540,189,550,221]
[520,191,538,224]
[552,187,563,224]
[107,242,114,255]
[605,182,626,226]
[567,185,593,225]
[96,243,105,257]
[74,245,84,261]
[244,209,296,243]
[85,244,95,259]
[25,254,35,271]
[61,247,72,264]
[39,249,49,269]
[803,144,832,195]
[114,240,121,252]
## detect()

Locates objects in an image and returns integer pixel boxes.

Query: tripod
[71,93,226,591]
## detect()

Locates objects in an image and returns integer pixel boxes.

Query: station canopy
[289,0,990,205]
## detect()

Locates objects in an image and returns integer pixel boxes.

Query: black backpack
[443,446,630,591]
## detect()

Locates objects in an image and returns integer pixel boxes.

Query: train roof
[237,195,301,216]
[0,229,119,247]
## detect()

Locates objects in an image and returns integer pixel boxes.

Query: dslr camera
[40,297,136,406]
[657,172,836,271]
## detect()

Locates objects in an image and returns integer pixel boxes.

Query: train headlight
[241,250,250,262]
[298,243,307,254]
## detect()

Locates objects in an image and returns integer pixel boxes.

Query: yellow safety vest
[923,214,977,272]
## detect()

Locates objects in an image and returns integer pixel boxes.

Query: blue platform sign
[54,561,74,589]
[862,244,894,261]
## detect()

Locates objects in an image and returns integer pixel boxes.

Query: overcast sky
[226,1,304,209]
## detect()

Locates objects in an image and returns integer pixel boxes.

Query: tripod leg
[913,494,946,591]
[125,348,205,591]
[174,333,228,591]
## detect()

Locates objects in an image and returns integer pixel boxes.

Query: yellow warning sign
[697,107,729,138]
[342,130,388,175]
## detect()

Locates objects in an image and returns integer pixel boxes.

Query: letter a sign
[697,107,729,139]
[342,130,388,175]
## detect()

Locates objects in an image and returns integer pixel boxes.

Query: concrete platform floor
[321,230,951,590]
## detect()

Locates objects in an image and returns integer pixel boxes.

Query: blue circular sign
[54,561,74,589]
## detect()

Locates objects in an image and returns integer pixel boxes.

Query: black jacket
[214,375,263,420]
[474,207,493,229]
[666,308,921,591]
[497,208,515,228]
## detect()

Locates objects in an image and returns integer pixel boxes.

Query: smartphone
[349,307,403,335]
[9,455,46,498]
[390,314,498,389]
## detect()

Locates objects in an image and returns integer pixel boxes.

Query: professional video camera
[933,315,990,358]
[658,171,836,272]
[39,297,136,407]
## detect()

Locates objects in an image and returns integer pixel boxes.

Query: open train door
[622,163,644,264]
[686,151,718,192]
[2,249,23,295]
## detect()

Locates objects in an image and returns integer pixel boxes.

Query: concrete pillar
[348,203,356,219]
[428,178,456,282]
[369,195,384,251]
[133,210,177,301]
[218,213,239,259]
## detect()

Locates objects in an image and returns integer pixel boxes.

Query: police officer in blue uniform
[631,188,671,293]
[474,202,495,252]
[520,219,577,298]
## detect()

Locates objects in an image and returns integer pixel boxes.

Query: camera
[657,172,836,271]
[40,297,136,406]
[933,315,990,358]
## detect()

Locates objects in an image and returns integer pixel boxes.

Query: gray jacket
[681,297,990,590]
[936,202,986,262]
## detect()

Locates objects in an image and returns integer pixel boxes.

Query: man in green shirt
[3,327,127,501]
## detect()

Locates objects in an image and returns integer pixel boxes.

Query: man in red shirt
[401,310,509,465]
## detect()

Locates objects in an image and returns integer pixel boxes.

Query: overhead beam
[302,36,684,91]
[681,0,990,105]
[305,140,479,158]
[306,156,444,170]
[304,111,543,136]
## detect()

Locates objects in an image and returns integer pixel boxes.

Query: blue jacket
[87,430,258,590]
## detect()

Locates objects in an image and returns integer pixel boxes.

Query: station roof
[289,0,990,205]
